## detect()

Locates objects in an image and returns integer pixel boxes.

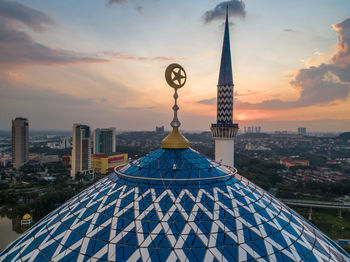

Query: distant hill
[0,130,10,137]
[339,132,350,140]
[0,130,72,137]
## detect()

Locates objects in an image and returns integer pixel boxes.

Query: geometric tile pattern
[119,148,231,180]
[1,148,349,261]
[217,85,233,125]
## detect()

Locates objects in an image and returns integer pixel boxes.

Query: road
[280,199,350,209]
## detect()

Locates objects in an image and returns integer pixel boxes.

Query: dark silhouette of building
[12,117,29,169]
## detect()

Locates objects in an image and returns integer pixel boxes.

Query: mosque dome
[22,214,31,220]
[1,147,349,261]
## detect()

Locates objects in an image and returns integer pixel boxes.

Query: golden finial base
[161,127,189,149]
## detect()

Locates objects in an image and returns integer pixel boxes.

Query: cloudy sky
[1,0,350,132]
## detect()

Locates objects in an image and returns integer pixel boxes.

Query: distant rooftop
[14,117,28,121]
[92,152,126,157]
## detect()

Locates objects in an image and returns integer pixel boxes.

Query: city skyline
[1,0,350,132]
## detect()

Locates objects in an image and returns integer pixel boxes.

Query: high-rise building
[245,126,262,133]
[12,117,29,169]
[210,8,238,167]
[71,124,91,178]
[298,127,307,136]
[62,136,72,149]
[93,127,116,154]
[155,125,164,134]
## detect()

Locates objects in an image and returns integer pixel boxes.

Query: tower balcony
[211,123,239,139]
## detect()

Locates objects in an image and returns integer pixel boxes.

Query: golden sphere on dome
[22,214,31,220]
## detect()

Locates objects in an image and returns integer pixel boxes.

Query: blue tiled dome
[1,148,349,261]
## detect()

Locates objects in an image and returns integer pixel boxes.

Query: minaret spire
[218,5,233,88]
[210,7,239,168]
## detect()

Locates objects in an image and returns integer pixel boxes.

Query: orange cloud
[103,52,185,62]
[332,18,350,66]
[228,17,350,111]
[302,49,334,68]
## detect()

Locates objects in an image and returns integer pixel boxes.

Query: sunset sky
[1,0,350,132]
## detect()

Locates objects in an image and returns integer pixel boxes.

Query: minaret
[210,8,239,167]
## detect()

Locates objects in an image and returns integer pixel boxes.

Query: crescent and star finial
[165,63,187,89]
[161,63,189,149]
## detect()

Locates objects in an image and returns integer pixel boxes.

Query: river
[0,216,22,250]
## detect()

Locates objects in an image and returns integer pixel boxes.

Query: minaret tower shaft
[210,8,239,167]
